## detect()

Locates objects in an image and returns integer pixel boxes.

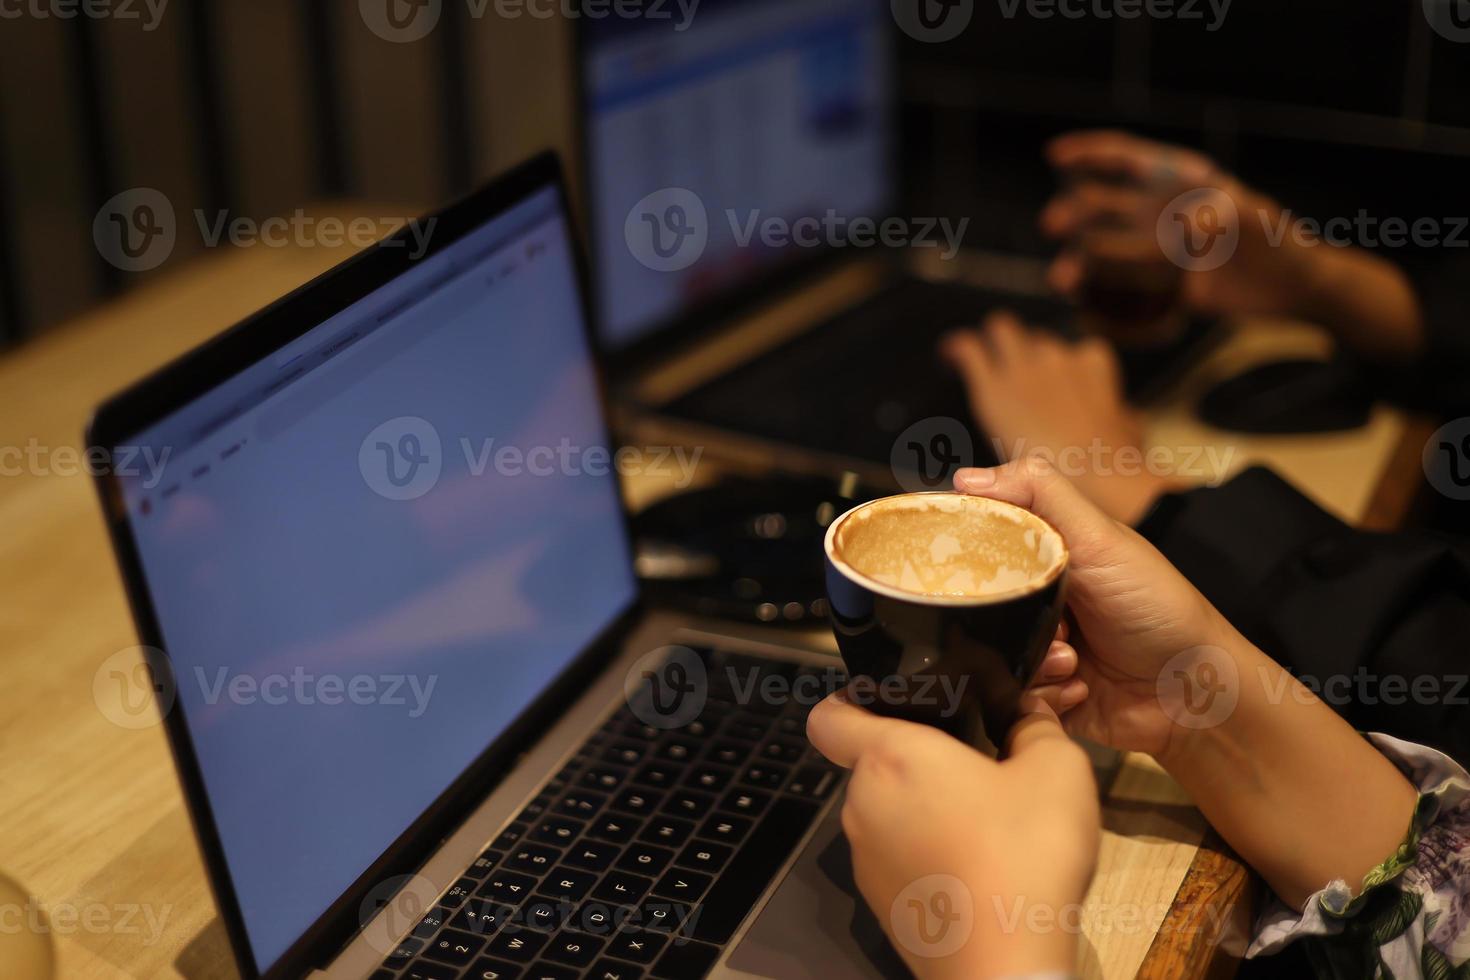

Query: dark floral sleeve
[1248,734,1470,979]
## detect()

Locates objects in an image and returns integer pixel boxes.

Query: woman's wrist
[1285,243,1424,360]
[1151,623,1264,773]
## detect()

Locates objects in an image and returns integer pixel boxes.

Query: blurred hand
[954,458,1237,760]
[807,692,1100,980]
[1043,129,1315,333]
[941,311,1176,525]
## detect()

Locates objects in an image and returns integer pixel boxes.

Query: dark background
[1,0,1467,347]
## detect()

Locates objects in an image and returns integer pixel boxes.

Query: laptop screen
[112,187,637,971]
[581,0,894,351]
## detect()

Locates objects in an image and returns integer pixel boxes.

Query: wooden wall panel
[213,0,320,221]
[335,2,449,210]
[0,17,104,335]
[463,12,576,189]
[94,9,208,276]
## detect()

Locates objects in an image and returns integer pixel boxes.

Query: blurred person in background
[941,131,1470,767]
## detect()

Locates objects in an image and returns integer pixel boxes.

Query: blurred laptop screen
[581,0,894,350]
[113,187,637,970]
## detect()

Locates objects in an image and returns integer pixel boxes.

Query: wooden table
[0,219,1422,979]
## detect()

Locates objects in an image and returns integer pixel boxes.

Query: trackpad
[726,795,912,979]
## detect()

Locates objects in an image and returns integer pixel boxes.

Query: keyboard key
[685,766,734,793]
[624,899,693,935]
[786,766,839,800]
[467,957,523,980]
[556,791,607,818]
[443,878,478,907]
[457,899,517,937]
[518,797,551,821]
[563,840,618,872]
[653,939,721,979]
[675,841,732,875]
[684,797,821,945]
[660,790,715,821]
[411,906,453,939]
[589,958,643,980]
[542,929,605,967]
[384,937,423,964]
[632,763,683,790]
[759,739,806,764]
[422,928,486,966]
[705,741,749,767]
[581,766,629,792]
[670,718,713,738]
[486,927,548,962]
[477,871,538,906]
[371,971,397,980]
[656,738,698,763]
[620,721,663,742]
[698,813,752,845]
[403,963,459,980]
[466,850,503,878]
[739,764,789,790]
[719,788,771,817]
[602,741,648,766]
[507,844,562,875]
[776,716,806,737]
[521,895,574,933]
[637,816,695,849]
[612,788,664,817]
[616,843,674,877]
[572,900,626,937]
[652,869,713,902]
[593,871,654,905]
[522,962,578,980]
[497,823,530,848]
[531,817,584,846]
[721,717,768,742]
[603,930,666,964]
[541,867,597,902]
[720,787,776,822]
[587,813,641,843]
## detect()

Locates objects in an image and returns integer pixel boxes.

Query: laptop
[89,155,910,980]
[576,0,1213,475]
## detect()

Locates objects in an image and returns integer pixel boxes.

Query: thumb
[954,456,1120,564]
[1006,694,1071,757]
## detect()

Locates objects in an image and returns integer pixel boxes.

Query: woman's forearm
[1292,244,1425,361]
[1157,622,1419,909]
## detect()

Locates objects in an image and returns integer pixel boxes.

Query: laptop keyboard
[371,646,847,980]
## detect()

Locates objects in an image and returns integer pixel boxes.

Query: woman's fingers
[953,456,1119,554]
[1034,640,1079,684]
[1023,679,1089,717]
[807,691,920,769]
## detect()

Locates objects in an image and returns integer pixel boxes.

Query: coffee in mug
[823,492,1068,753]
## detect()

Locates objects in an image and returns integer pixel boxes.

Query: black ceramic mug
[823,492,1069,753]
